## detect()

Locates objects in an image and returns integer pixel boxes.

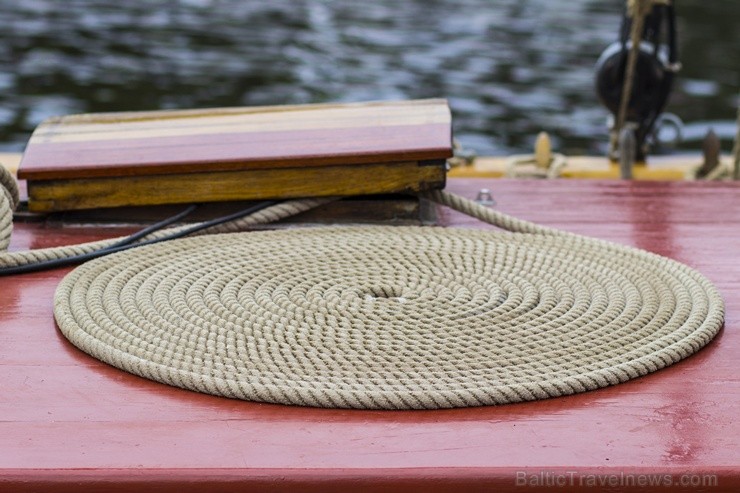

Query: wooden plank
[25,161,445,212]
[28,99,451,141]
[18,99,452,180]
[1,179,738,492]
[46,196,437,226]
[20,124,451,179]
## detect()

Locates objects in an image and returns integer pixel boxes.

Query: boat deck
[1,179,739,492]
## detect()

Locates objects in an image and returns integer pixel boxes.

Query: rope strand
[0,165,334,270]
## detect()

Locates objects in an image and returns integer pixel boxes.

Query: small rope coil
[1,167,725,409]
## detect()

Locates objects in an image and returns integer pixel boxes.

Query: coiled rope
[1,165,725,409]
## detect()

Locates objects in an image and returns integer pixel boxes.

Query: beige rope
[0,166,725,408]
[0,165,334,269]
[0,165,20,251]
[504,153,567,179]
[505,132,567,179]
[43,186,724,408]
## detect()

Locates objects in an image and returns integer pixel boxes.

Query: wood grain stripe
[31,102,451,143]
[26,161,446,211]
[20,123,452,179]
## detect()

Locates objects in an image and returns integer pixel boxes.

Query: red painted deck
[1,179,739,492]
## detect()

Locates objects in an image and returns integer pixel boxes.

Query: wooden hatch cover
[18,99,452,212]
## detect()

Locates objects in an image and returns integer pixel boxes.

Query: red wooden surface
[1,179,739,492]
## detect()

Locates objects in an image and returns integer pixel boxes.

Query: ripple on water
[0,0,737,154]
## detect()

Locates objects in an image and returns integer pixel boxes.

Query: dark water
[0,0,737,156]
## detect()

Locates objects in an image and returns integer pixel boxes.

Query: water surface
[0,0,737,156]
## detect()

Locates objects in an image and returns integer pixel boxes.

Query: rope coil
[1,167,725,409]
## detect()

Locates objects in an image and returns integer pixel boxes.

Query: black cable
[0,200,277,276]
[107,204,199,249]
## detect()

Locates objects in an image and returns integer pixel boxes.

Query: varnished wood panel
[25,161,445,212]
[1,180,739,492]
[44,196,436,226]
[18,99,452,180]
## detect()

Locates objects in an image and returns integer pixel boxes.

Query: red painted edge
[1,467,737,493]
